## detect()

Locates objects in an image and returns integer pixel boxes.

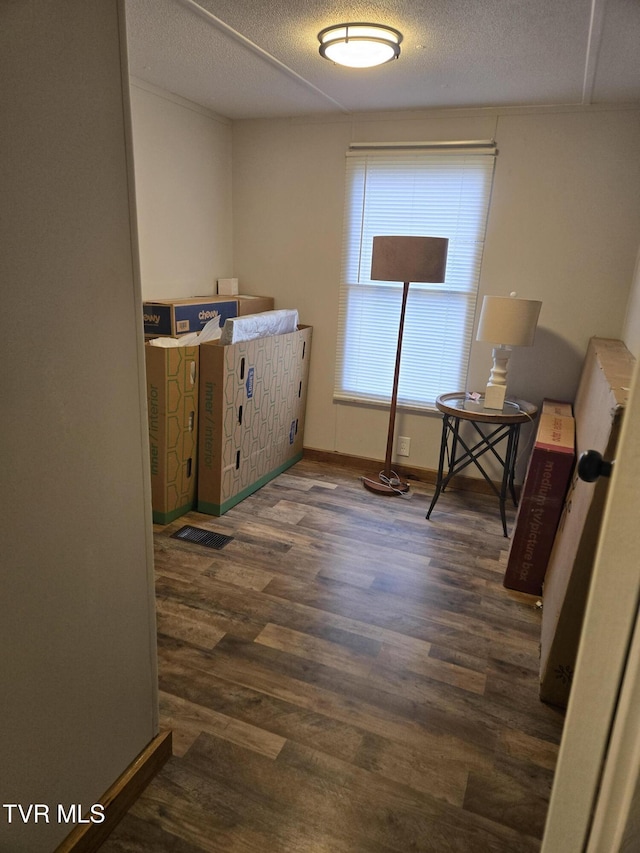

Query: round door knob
[578,449,613,482]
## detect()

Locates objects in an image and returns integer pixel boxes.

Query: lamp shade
[370,236,449,283]
[476,294,542,347]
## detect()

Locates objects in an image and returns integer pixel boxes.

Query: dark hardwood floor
[100,457,565,852]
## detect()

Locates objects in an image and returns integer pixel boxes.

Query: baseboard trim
[54,730,172,853]
[302,447,505,497]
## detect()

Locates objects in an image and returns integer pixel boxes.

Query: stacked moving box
[142,295,274,337]
[145,344,199,524]
[197,326,312,516]
[144,305,311,523]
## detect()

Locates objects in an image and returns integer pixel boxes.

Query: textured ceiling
[125,0,640,119]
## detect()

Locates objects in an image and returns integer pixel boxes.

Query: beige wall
[232,107,640,476]
[129,80,233,299]
[0,3,157,851]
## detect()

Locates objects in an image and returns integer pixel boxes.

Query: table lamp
[363,235,449,495]
[476,292,542,410]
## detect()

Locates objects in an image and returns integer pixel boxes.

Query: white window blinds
[334,145,496,409]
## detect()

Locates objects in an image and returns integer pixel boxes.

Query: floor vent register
[170,525,234,550]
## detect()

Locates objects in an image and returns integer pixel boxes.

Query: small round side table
[425,392,538,537]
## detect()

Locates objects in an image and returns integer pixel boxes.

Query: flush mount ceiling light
[318,23,403,68]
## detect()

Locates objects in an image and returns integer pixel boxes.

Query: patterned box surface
[145,344,199,524]
[197,326,311,516]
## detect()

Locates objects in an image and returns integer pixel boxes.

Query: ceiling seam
[130,76,232,123]
[582,0,608,104]
[176,0,351,114]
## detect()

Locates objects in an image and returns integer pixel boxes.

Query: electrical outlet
[398,436,411,457]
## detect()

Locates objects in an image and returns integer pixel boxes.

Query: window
[334,144,496,410]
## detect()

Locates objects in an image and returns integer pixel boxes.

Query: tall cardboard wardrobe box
[145,343,199,524]
[197,325,312,516]
[540,338,635,707]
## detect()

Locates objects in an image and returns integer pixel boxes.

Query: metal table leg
[427,417,521,537]
[426,414,451,520]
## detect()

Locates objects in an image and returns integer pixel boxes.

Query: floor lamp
[363,235,449,495]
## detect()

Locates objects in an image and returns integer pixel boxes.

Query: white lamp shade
[476,295,542,347]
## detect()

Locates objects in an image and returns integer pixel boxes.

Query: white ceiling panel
[124,0,640,119]
[125,0,348,117]
[591,0,640,103]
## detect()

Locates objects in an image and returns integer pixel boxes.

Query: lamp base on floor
[362,473,410,495]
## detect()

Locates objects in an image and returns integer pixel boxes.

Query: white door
[541,355,640,851]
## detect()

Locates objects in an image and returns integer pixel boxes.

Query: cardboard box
[145,344,199,524]
[143,295,274,337]
[236,295,274,315]
[504,406,575,595]
[143,297,238,337]
[197,326,311,516]
[542,399,573,417]
[540,338,635,707]
[217,277,239,296]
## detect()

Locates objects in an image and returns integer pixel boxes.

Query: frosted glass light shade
[318,23,402,68]
[476,294,542,347]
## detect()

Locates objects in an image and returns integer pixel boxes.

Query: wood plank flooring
[100,458,565,852]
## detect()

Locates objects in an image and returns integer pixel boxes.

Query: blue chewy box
[143,298,238,337]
